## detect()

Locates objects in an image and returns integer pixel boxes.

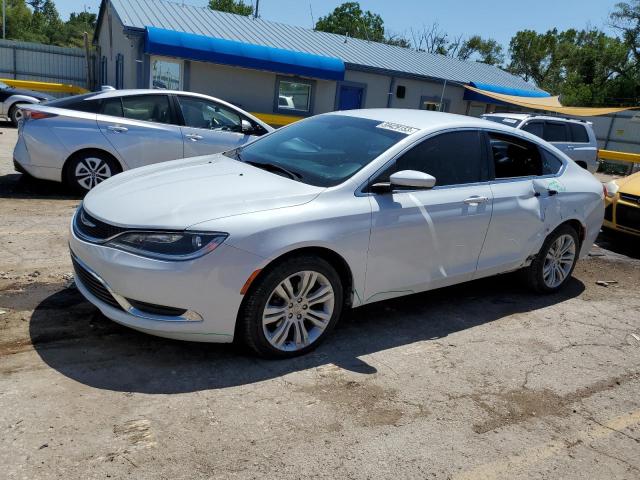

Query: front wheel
[238,256,344,358]
[65,152,120,192]
[523,225,579,293]
[9,103,25,127]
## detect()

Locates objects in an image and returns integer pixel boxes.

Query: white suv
[482,114,598,173]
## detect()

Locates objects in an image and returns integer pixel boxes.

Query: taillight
[24,110,56,121]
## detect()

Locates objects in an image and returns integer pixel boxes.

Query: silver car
[482,114,599,173]
[13,89,273,191]
[70,109,604,358]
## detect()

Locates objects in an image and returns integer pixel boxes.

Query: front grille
[74,207,127,241]
[72,256,123,310]
[126,299,187,317]
[616,204,640,231]
[620,192,640,204]
[604,204,613,222]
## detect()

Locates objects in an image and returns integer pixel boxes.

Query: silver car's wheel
[262,270,335,352]
[542,234,576,289]
[74,157,113,190]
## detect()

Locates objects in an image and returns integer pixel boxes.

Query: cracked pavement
[0,124,639,479]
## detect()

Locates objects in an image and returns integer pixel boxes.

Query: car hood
[616,171,640,196]
[83,155,324,230]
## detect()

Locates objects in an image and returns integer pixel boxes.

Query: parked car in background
[69,109,604,358]
[604,171,640,236]
[482,113,599,173]
[0,80,53,126]
[13,89,273,191]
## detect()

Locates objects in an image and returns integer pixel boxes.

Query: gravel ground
[1,124,639,479]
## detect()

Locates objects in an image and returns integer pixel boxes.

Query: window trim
[149,55,184,90]
[273,75,315,116]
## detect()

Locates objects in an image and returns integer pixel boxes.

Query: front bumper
[69,223,265,342]
[604,194,640,237]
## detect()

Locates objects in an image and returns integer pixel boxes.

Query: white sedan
[69,109,604,357]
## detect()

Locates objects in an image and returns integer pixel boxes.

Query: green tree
[458,35,504,66]
[611,0,640,63]
[64,11,97,48]
[208,0,253,16]
[315,2,385,42]
[508,29,561,85]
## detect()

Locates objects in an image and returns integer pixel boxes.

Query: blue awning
[144,27,345,81]
[463,81,550,104]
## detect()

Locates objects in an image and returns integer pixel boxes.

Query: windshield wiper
[244,160,303,181]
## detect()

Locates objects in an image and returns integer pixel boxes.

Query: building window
[275,77,314,115]
[115,53,124,89]
[419,95,449,112]
[150,56,182,90]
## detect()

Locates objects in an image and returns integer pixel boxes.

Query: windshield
[226,115,409,187]
[483,116,523,127]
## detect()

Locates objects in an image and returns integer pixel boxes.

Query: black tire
[523,224,580,293]
[64,151,121,193]
[238,255,344,358]
[9,103,25,127]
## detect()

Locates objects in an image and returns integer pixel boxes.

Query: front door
[338,84,364,110]
[364,130,493,303]
[176,95,255,158]
[97,94,184,169]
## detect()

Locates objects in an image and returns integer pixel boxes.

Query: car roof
[483,113,592,126]
[329,108,523,135]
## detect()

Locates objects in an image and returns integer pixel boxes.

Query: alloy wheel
[75,157,112,190]
[542,234,576,289]
[262,270,335,352]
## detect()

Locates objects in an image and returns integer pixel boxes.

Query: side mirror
[390,170,436,189]
[241,119,254,134]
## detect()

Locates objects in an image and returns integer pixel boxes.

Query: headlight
[107,231,228,260]
[604,180,619,198]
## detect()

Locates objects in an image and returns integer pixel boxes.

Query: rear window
[569,123,589,143]
[522,121,544,138]
[544,122,569,142]
[45,93,100,113]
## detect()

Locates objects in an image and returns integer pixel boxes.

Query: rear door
[566,122,597,169]
[365,129,493,302]
[176,95,258,157]
[477,131,564,276]
[96,94,184,169]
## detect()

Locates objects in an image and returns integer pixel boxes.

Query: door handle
[107,125,128,133]
[186,133,203,141]
[463,196,489,205]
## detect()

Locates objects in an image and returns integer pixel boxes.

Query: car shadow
[595,230,640,260]
[0,172,81,200]
[28,273,585,394]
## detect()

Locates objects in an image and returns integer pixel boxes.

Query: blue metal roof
[108,0,542,92]
[145,27,345,81]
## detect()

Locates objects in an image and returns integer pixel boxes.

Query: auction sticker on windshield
[376,122,420,135]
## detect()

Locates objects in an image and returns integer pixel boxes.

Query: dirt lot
[1,124,639,479]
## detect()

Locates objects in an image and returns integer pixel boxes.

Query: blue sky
[57,0,618,49]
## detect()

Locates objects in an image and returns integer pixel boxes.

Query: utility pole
[3,0,6,40]
[254,0,260,19]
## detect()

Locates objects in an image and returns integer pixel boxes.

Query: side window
[392,130,488,187]
[540,149,564,175]
[100,97,123,117]
[177,96,244,132]
[543,122,569,142]
[121,95,171,124]
[569,123,589,143]
[521,121,544,138]
[489,132,542,178]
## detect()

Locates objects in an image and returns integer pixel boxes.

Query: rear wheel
[9,103,25,127]
[524,225,579,293]
[65,152,120,192]
[238,256,343,358]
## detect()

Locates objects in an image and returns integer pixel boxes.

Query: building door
[338,84,364,110]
